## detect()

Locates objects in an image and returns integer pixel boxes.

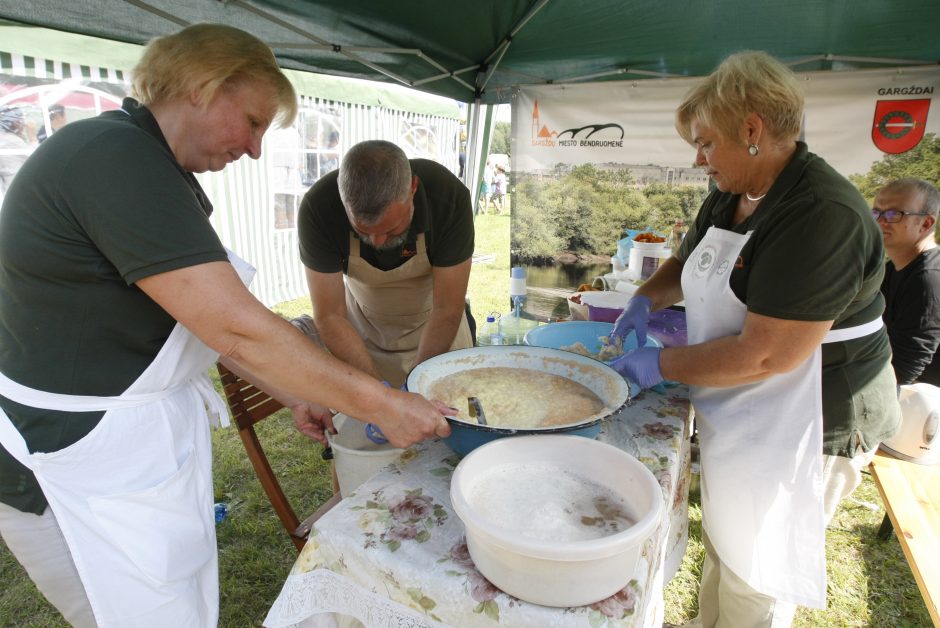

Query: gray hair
[878,178,940,216]
[338,140,412,224]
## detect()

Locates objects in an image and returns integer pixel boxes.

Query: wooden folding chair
[216,362,341,552]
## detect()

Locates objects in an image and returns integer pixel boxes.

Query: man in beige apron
[298,140,474,390]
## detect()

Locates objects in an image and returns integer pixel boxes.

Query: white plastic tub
[328,414,403,496]
[450,434,664,607]
[627,240,670,281]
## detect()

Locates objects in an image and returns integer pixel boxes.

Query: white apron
[682,226,883,608]
[344,231,472,388]
[0,250,254,627]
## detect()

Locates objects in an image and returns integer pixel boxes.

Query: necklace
[745,191,767,202]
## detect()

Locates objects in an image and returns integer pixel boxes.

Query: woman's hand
[371,390,454,449]
[611,295,653,346]
[609,347,664,389]
[290,402,336,446]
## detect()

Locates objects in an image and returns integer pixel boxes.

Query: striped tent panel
[0,52,128,83]
[204,96,460,307]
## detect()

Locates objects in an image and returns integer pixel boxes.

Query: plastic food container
[450,435,664,606]
[627,241,670,281]
[566,290,633,323]
[327,414,404,496]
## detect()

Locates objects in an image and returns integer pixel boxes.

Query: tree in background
[850,133,940,200]
[490,121,511,157]
[511,134,940,264]
[511,167,705,262]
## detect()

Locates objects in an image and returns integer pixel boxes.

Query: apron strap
[822,318,883,344]
[192,373,230,428]
[0,369,183,412]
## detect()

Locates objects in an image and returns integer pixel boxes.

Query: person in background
[0,106,32,201]
[298,139,475,390]
[876,178,940,386]
[0,24,451,628]
[318,129,340,174]
[491,164,507,214]
[37,103,67,143]
[609,51,899,627]
[479,156,494,215]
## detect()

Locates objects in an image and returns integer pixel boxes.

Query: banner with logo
[510,65,940,318]
[513,65,940,183]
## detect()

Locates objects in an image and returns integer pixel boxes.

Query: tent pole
[466,100,494,216]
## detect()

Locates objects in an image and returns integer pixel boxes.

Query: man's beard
[363,231,409,251]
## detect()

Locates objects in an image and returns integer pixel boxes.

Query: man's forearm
[413,305,465,367]
[316,314,383,380]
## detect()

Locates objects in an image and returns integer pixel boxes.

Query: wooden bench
[869,450,940,626]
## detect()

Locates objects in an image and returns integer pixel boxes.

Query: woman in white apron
[299,140,474,391]
[0,26,451,627]
[609,52,900,627]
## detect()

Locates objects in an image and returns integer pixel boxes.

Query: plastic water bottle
[509,266,527,314]
[477,315,504,346]
[214,502,228,524]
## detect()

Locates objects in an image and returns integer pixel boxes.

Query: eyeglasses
[871,209,932,223]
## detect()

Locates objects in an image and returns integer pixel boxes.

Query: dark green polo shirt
[0,99,227,513]
[298,158,474,273]
[677,142,900,457]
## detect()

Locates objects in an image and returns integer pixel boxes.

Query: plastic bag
[616,227,667,266]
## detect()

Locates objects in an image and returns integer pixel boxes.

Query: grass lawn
[0,204,931,626]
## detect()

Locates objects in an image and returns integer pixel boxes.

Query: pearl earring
[748,144,759,156]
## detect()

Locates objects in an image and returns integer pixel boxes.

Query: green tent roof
[1,0,937,104]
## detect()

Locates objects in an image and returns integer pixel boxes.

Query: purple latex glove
[609,347,664,389]
[611,295,653,347]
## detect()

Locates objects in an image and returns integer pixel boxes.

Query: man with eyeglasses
[876,178,940,387]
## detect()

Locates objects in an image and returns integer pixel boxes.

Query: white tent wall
[1,42,462,308]
[202,96,461,306]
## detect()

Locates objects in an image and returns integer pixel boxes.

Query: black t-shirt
[298,158,474,273]
[881,247,940,386]
[0,98,227,513]
[676,142,899,456]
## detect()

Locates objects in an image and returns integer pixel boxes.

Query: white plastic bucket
[328,414,404,496]
[627,241,670,281]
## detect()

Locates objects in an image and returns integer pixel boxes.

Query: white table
[264,386,693,628]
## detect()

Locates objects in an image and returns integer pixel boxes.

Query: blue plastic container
[523,321,662,360]
[442,418,602,457]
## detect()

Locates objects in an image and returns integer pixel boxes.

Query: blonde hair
[131,23,297,128]
[676,51,803,146]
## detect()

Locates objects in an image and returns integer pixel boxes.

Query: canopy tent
[2,0,938,212]
[0,0,938,106]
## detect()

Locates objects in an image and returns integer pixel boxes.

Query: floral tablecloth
[264,386,693,628]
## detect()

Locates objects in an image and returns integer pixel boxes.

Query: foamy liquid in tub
[467,462,637,542]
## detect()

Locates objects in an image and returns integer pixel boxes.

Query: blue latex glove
[611,295,653,347]
[365,381,394,444]
[609,347,664,389]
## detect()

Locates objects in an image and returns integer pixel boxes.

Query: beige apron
[683,226,882,609]
[0,251,254,627]
[344,231,472,388]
